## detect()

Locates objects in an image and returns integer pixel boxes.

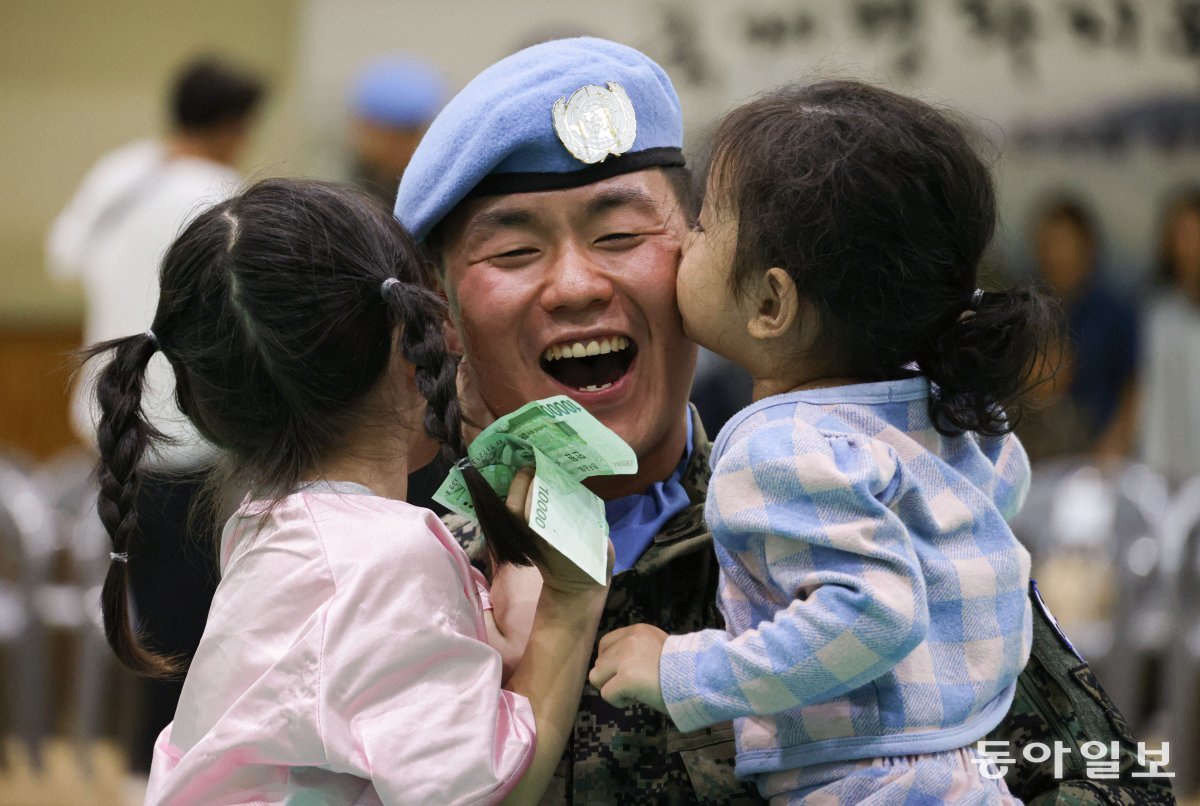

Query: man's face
[351,119,425,183]
[441,169,697,498]
[1168,205,1200,304]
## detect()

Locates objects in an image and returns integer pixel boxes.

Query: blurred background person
[342,55,451,509]
[1022,196,1141,461]
[346,56,446,206]
[345,58,451,510]
[45,54,266,784]
[1139,188,1200,486]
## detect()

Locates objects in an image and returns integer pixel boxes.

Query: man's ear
[746,267,799,342]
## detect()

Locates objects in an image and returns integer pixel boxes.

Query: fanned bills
[434,396,636,584]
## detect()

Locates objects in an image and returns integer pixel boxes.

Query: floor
[0,738,142,806]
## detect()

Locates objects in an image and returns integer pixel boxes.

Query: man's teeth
[578,382,614,392]
[542,335,630,362]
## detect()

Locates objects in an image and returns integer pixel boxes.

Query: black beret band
[468,147,686,199]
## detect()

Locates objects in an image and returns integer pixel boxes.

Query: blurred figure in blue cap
[348,56,446,206]
[353,57,451,510]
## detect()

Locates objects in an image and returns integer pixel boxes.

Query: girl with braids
[85,178,609,805]
[590,81,1055,803]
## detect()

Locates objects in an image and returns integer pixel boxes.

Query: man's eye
[494,248,538,260]
[597,233,641,244]
[688,221,705,233]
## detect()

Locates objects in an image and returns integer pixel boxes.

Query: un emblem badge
[552,82,637,165]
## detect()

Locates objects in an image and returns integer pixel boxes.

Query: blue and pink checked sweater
[659,376,1033,777]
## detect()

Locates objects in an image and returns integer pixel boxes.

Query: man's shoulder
[443,512,484,560]
[681,403,713,500]
[987,582,1175,804]
[632,500,711,574]
[88,138,163,179]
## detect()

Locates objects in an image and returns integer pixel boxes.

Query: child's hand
[588,624,668,713]
[506,466,614,596]
[505,464,536,522]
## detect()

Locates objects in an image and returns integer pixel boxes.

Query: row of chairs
[3,449,1199,790]
[0,449,116,775]
[1012,458,1200,794]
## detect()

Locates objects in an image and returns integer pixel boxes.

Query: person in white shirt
[46,54,265,776]
[1139,188,1200,485]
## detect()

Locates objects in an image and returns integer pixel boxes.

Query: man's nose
[539,245,615,313]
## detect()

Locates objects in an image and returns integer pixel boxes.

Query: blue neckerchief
[605,415,694,573]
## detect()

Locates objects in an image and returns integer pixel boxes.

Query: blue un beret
[395,37,684,241]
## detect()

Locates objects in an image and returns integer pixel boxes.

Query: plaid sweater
[660,377,1033,777]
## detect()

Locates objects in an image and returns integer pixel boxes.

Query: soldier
[394,37,1173,805]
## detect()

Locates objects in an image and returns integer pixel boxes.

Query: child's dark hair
[85,178,541,677]
[707,80,1055,436]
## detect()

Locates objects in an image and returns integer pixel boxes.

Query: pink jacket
[146,487,535,805]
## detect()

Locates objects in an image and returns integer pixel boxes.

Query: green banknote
[433,396,636,584]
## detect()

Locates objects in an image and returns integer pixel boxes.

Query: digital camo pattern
[450,409,760,804]
[757,747,1019,804]
[984,586,1175,805]
[448,407,1172,804]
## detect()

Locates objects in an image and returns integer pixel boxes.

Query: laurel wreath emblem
[552,82,637,165]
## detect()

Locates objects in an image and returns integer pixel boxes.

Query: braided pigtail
[382,279,545,568]
[84,331,182,678]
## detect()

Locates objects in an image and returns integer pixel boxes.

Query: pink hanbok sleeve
[316,518,535,805]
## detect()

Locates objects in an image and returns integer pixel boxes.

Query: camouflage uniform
[450,409,1174,804]
[983,583,1176,804]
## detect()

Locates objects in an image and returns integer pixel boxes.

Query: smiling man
[432,172,694,503]
[394,37,1171,806]
[395,37,752,802]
